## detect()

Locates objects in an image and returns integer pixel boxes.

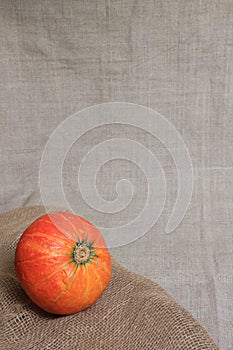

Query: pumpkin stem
[74,243,91,264]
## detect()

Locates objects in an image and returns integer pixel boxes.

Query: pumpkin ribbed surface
[14,212,112,315]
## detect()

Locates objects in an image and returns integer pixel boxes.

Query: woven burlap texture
[0,206,219,350]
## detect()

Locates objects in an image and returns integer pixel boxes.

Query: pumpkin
[14,212,112,315]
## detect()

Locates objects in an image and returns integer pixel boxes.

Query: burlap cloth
[0,206,219,349]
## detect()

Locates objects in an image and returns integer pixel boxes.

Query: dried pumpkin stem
[74,243,91,264]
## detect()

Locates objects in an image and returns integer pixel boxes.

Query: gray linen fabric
[0,1,232,349]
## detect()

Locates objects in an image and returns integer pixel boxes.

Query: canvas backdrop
[0,1,233,349]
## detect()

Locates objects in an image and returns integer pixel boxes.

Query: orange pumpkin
[14,212,112,315]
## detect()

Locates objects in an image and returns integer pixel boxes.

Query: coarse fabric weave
[1,1,232,349]
[0,206,219,349]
